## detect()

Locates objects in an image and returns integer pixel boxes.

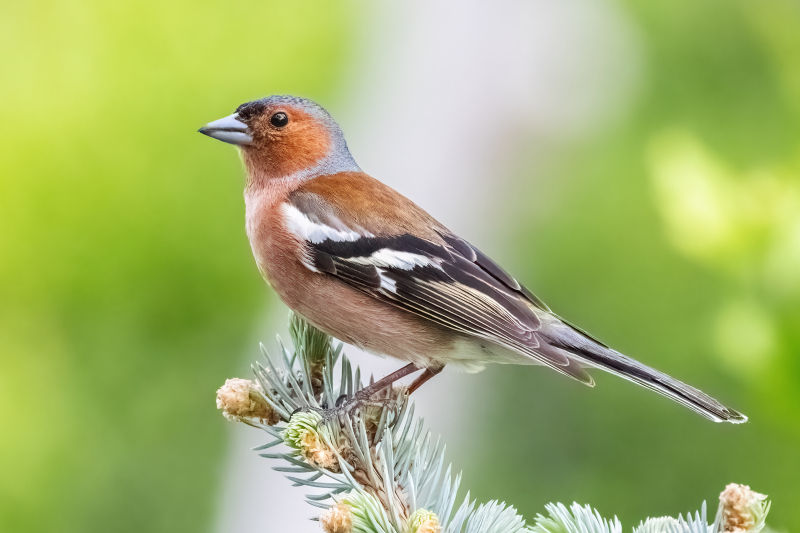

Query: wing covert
[282,188,592,382]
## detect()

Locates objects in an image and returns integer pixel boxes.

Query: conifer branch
[215,312,772,533]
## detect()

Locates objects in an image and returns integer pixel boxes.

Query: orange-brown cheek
[276,121,330,171]
[246,109,331,182]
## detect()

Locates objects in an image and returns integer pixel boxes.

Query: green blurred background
[1,0,798,532]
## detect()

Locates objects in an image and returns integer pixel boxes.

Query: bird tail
[540,317,747,424]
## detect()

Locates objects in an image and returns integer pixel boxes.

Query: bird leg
[354,362,421,401]
[407,365,444,394]
[321,363,444,424]
[324,363,422,421]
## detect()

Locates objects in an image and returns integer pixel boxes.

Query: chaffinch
[199,95,745,423]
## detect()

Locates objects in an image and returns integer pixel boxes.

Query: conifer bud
[283,411,339,470]
[216,378,280,425]
[408,509,441,533]
[319,502,353,533]
[717,484,769,533]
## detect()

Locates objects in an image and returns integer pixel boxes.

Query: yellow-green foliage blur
[477,2,800,530]
[0,1,354,531]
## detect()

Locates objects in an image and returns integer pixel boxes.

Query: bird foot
[306,385,405,429]
[288,382,409,448]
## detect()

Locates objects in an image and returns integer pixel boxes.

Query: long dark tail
[540,318,747,424]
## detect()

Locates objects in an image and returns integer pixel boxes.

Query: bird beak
[198,114,253,145]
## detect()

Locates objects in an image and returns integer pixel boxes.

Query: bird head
[199,95,359,183]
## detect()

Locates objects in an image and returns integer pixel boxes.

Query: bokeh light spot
[713,299,777,378]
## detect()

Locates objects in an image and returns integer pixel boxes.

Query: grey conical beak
[198,114,253,145]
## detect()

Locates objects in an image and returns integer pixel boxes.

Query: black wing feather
[305,234,598,379]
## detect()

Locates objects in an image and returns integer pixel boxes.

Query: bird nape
[198,94,746,424]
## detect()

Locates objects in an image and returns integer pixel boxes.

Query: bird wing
[283,173,592,383]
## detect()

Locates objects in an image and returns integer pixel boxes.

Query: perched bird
[199,95,746,423]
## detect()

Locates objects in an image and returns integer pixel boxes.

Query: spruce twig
[215,312,773,533]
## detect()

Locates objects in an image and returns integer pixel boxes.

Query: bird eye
[270,112,289,127]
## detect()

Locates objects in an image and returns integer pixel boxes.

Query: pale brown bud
[319,502,353,533]
[216,378,280,425]
[718,483,769,533]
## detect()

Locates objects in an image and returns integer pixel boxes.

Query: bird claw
[320,387,405,426]
[285,385,406,432]
[323,395,376,420]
